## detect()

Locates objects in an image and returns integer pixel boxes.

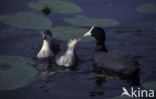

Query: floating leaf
[64,15,119,27]
[40,26,94,41]
[0,56,38,91]
[137,2,156,13]
[41,71,49,77]
[142,81,156,91]
[41,71,56,79]
[49,71,56,75]
[28,0,82,14]
[0,13,52,30]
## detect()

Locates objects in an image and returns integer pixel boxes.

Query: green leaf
[137,2,156,13]
[49,71,56,75]
[64,15,119,27]
[40,26,94,41]
[41,71,56,79]
[28,0,82,14]
[0,56,38,91]
[0,13,52,30]
[142,81,156,91]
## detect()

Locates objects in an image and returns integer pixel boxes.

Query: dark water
[0,0,156,99]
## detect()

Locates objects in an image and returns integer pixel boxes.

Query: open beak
[83,26,94,37]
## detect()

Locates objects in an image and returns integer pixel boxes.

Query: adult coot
[83,26,140,78]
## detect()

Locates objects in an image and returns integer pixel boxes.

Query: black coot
[83,26,140,78]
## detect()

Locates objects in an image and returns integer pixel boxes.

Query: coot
[83,26,140,77]
[36,30,60,59]
[55,38,80,68]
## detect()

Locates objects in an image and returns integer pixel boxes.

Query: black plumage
[84,26,140,78]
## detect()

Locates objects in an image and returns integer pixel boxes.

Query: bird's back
[55,49,78,67]
[94,50,140,75]
[50,38,61,56]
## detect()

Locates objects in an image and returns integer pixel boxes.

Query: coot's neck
[65,46,74,56]
[95,40,108,52]
[37,39,53,58]
[42,40,51,50]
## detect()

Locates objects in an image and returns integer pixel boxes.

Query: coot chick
[83,26,140,78]
[37,30,60,59]
[55,38,80,68]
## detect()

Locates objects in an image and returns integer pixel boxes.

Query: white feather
[37,40,53,58]
[56,48,74,67]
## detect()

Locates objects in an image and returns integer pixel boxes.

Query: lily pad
[40,26,94,41]
[137,2,156,13]
[0,13,52,30]
[64,15,119,27]
[28,0,82,14]
[142,81,156,91]
[0,56,38,91]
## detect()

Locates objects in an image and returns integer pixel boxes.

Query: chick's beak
[83,32,91,37]
[75,38,81,42]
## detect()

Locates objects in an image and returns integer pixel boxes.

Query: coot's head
[83,26,106,43]
[67,38,81,48]
[83,26,108,52]
[43,30,53,42]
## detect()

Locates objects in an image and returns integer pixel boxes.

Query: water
[0,0,156,99]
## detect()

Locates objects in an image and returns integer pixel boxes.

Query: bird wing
[51,39,62,55]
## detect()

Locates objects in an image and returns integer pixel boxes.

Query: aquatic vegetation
[28,0,82,14]
[41,6,51,15]
[0,56,38,91]
[137,2,156,13]
[41,71,56,79]
[40,26,94,41]
[0,13,52,30]
[64,15,119,27]
[142,81,156,91]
